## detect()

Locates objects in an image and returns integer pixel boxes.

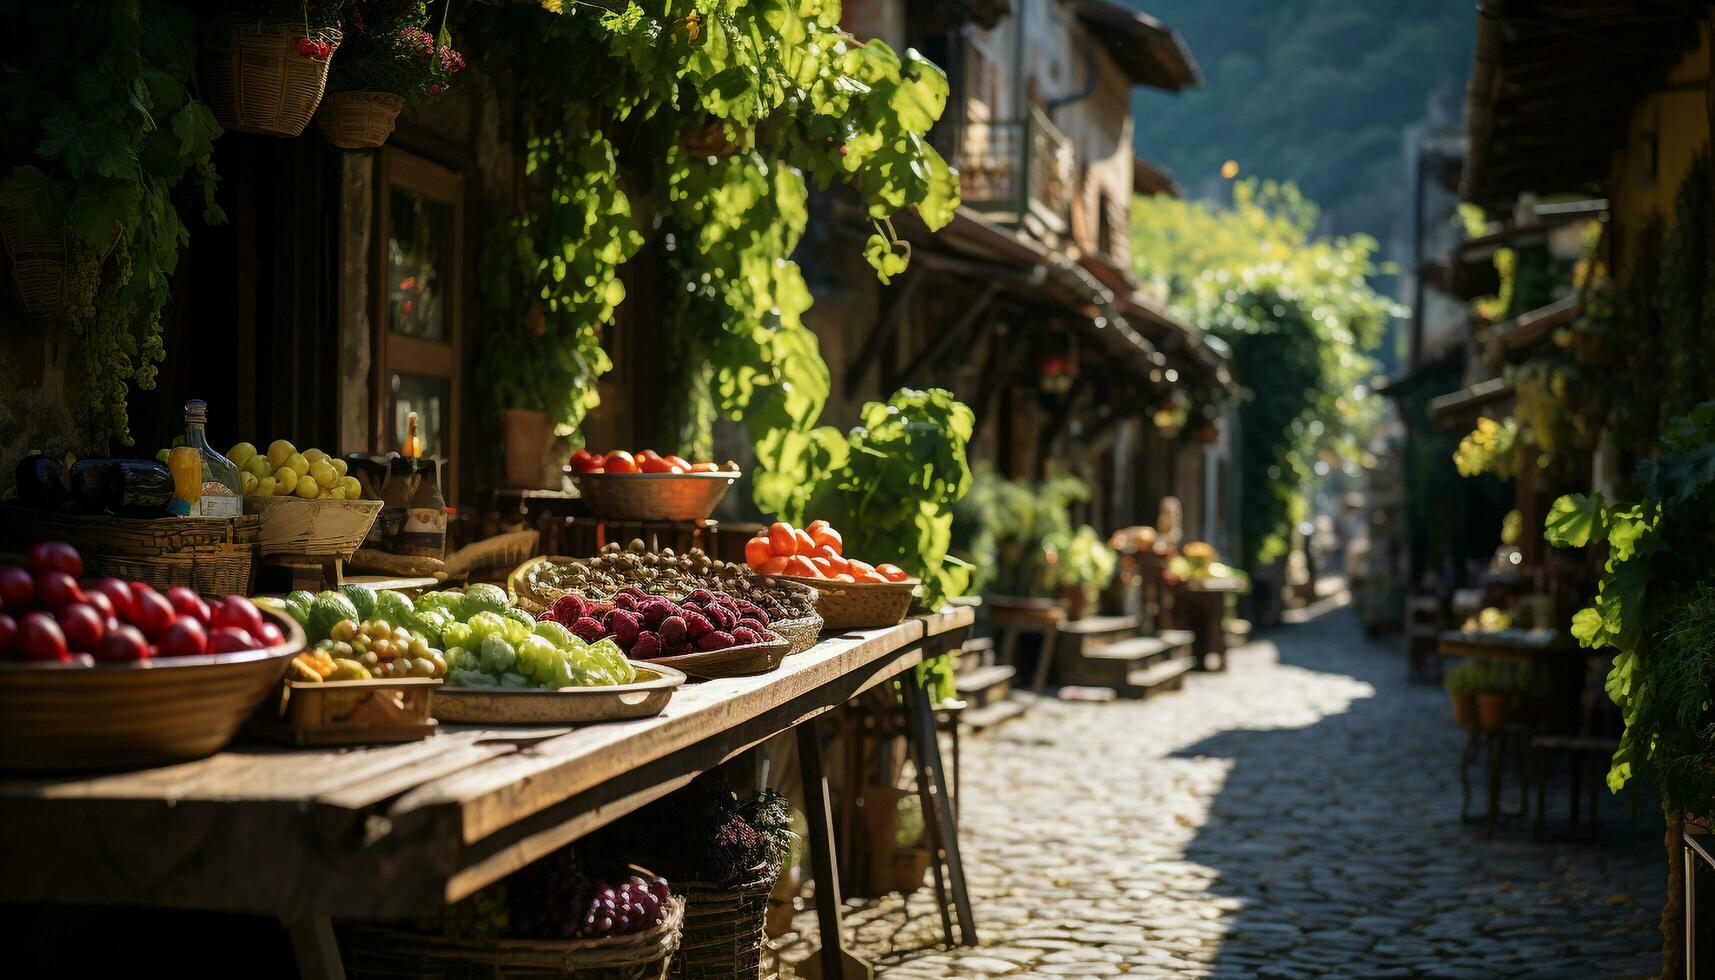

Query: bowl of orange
[744,520,916,629]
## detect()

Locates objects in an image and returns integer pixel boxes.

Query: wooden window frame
[371,148,464,501]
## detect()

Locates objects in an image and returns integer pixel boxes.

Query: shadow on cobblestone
[778,606,1666,979]
[1172,607,1663,980]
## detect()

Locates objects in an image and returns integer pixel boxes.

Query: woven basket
[573,472,738,522]
[773,574,917,630]
[771,615,823,655]
[245,495,382,558]
[316,90,405,149]
[350,897,683,980]
[0,215,70,318]
[509,551,819,625]
[0,504,258,594]
[672,865,777,980]
[203,22,342,137]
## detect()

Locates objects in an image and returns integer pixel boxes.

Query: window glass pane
[387,187,452,341]
[390,373,449,458]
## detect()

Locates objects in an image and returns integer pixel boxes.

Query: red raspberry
[681,609,713,639]
[731,626,764,646]
[630,632,662,659]
[550,593,589,624]
[571,616,606,644]
[659,615,689,647]
[696,630,735,651]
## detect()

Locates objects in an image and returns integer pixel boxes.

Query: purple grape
[650,878,670,900]
[598,916,613,933]
[615,913,632,933]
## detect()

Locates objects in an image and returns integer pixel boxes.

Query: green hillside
[1130,0,1475,240]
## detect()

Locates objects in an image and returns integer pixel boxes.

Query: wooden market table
[1167,575,1246,671]
[0,606,976,979]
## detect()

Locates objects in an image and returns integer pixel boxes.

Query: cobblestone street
[781,606,1666,978]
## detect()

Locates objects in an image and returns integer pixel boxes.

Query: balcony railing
[957,106,1076,237]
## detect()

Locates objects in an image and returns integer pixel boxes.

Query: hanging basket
[316,90,406,150]
[0,213,115,320]
[203,22,342,137]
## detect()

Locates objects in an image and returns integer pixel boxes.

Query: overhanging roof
[1133,155,1181,197]
[1461,0,1708,207]
[1066,0,1202,92]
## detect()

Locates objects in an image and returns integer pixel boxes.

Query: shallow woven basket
[770,615,823,655]
[204,22,342,137]
[316,90,405,149]
[573,472,738,522]
[508,554,820,626]
[641,630,791,680]
[0,504,259,594]
[349,897,683,980]
[773,575,918,630]
[672,865,777,980]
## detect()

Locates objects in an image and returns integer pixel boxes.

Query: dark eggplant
[68,458,174,515]
[13,454,69,509]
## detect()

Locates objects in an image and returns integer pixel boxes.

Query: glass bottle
[182,400,241,517]
[403,410,421,459]
[400,456,448,559]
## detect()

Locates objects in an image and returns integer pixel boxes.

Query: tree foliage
[1132,180,1395,567]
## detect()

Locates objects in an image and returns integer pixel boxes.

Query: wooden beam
[896,282,999,386]
[844,267,925,395]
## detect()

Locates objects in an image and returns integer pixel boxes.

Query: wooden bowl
[244,495,383,558]
[432,663,686,724]
[0,609,304,771]
[637,631,791,679]
[571,471,738,521]
[772,574,919,630]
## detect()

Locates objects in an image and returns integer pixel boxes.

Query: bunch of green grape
[441,609,634,690]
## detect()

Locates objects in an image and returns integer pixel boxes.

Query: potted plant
[1045,524,1117,620]
[317,2,466,150]
[201,1,344,137]
[1443,660,1481,731]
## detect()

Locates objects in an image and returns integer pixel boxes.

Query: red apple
[83,590,114,621]
[86,578,135,622]
[256,621,285,646]
[16,612,69,662]
[94,624,150,663]
[25,541,81,579]
[0,612,15,655]
[55,602,106,652]
[0,566,34,611]
[207,626,257,654]
[35,570,85,609]
[158,618,207,657]
[130,588,176,640]
[211,595,264,637]
[165,586,211,625]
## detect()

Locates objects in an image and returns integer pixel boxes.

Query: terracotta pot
[1449,691,1477,731]
[500,408,553,489]
[1475,692,1508,732]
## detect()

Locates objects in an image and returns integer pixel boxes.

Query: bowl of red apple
[0,542,304,771]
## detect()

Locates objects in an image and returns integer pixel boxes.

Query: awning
[1477,294,1581,359]
[1461,1,1707,207]
[1429,377,1514,428]
[1066,0,1202,92]
[1134,155,1181,198]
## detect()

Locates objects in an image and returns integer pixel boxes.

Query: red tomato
[207,626,258,654]
[806,519,830,534]
[130,588,176,640]
[165,587,211,625]
[639,456,675,473]
[603,451,639,473]
[744,537,773,570]
[792,528,817,555]
[211,595,264,637]
[0,613,14,655]
[814,546,849,573]
[636,449,663,462]
[158,618,208,657]
[876,563,909,582]
[16,612,69,662]
[25,541,82,579]
[570,451,604,473]
[0,566,34,611]
[759,556,790,575]
[664,455,690,470]
[831,573,855,583]
[810,556,835,577]
[55,602,106,652]
[94,624,149,663]
[767,523,796,556]
[784,555,820,577]
[35,571,85,609]
[689,462,719,473]
[85,578,135,622]
[811,526,843,555]
[846,559,877,579]
[570,448,594,465]
[256,621,286,646]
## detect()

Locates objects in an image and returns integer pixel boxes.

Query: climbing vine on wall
[0,0,223,443]
[463,0,961,490]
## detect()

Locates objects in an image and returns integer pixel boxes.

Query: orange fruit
[810,556,836,577]
[760,556,790,574]
[876,563,908,582]
[846,558,876,578]
[792,528,817,555]
[784,555,819,577]
[806,519,830,534]
[767,522,796,556]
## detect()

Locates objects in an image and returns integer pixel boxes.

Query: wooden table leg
[1458,730,1478,822]
[1485,732,1503,838]
[907,691,956,947]
[1029,623,1059,696]
[797,717,869,978]
[901,674,977,945]
[283,914,346,980]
